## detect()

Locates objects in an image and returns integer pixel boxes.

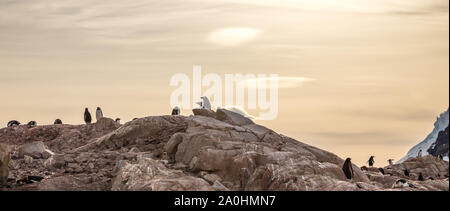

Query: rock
[0,114,447,191]
[192,108,216,118]
[215,108,254,126]
[24,155,34,164]
[18,141,47,159]
[94,117,119,132]
[112,156,214,191]
[0,143,10,185]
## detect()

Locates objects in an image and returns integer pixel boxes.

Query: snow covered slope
[397,108,449,163]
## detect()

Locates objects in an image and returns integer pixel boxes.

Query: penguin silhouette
[84,108,92,124]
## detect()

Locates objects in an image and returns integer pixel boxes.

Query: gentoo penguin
[27,121,37,128]
[54,119,63,124]
[84,108,92,124]
[438,154,443,160]
[404,169,410,177]
[392,179,408,188]
[196,96,212,110]
[387,159,394,165]
[342,158,354,180]
[7,120,20,127]
[96,107,103,121]
[418,172,424,181]
[368,156,375,167]
[417,149,422,158]
[171,106,180,115]
[378,168,385,175]
[115,118,121,124]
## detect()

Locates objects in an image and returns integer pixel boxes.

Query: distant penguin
[171,106,180,115]
[417,149,422,158]
[388,159,394,165]
[378,168,385,175]
[115,118,121,124]
[438,154,443,160]
[418,172,424,181]
[27,121,37,128]
[96,107,103,121]
[84,108,92,124]
[342,158,354,180]
[7,120,20,127]
[360,166,368,171]
[54,119,63,124]
[196,96,212,110]
[368,156,375,167]
[404,169,410,177]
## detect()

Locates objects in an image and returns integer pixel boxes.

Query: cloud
[221,105,256,119]
[208,27,262,47]
[239,76,316,89]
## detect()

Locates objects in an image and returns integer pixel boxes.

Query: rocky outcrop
[428,126,449,158]
[0,110,448,191]
[0,143,10,185]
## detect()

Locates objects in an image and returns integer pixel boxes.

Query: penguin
[378,168,385,175]
[367,156,375,167]
[196,96,212,110]
[342,158,354,180]
[360,166,368,171]
[404,169,410,177]
[54,119,63,124]
[418,172,424,181]
[96,107,103,121]
[392,179,408,188]
[417,149,422,158]
[387,159,394,165]
[438,154,443,160]
[84,108,92,124]
[27,121,37,128]
[115,118,121,124]
[7,120,20,127]
[171,106,180,115]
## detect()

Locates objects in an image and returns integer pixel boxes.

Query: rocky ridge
[0,109,448,191]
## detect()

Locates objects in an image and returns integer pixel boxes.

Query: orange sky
[0,0,448,166]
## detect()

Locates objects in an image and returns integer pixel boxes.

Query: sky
[0,0,448,166]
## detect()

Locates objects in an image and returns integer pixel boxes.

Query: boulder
[18,141,50,159]
[192,108,216,118]
[112,156,214,191]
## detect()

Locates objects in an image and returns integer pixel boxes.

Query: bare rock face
[216,108,254,126]
[112,156,214,191]
[18,141,49,159]
[192,108,216,119]
[0,143,10,185]
[0,111,448,191]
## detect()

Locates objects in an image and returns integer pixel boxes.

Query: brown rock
[0,143,10,185]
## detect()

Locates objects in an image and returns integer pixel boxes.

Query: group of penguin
[5,96,212,128]
[342,152,446,182]
[5,105,184,129]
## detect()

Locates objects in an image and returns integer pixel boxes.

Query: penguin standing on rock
[417,149,422,158]
[96,107,103,121]
[115,118,121,124]
[172,106,180,115]
[404,169,410,177]
[84,108,92,124]
[368,156,375,167]
[7,120,20,127]
[342,158,354,180]
[418,172,424,181]
[27,121,37,128]
[54,119,63,124]
[388,159,394,165]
